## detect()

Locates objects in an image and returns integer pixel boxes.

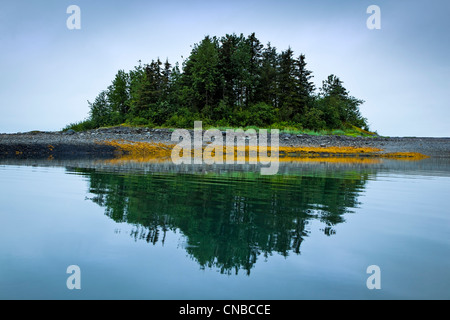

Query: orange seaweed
[99,140,428,164]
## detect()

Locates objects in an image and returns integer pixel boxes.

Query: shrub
[128,117,150,126]
[302,107,326,130]
[230,108,252,127]
[248,103,278,127]
[62,119,96,132]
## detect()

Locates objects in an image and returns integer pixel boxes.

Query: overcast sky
[0,0,449,136]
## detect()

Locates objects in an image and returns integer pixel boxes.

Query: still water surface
[0,159,449,299]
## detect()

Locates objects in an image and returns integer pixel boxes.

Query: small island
[65,33,370,134]
[1,33,449,161]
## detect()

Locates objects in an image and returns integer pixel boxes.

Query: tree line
[70,33,369,131]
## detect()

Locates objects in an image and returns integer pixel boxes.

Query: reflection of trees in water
[77,169,370,275]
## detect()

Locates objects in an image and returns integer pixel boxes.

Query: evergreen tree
[234,35,251,108]
[167,62,183,107]
[257,42,279,107]
[245,32,263,107]
[182,36,220,113]
[128,61,145,118]
[320,74,348,99]
[294,54,315,113]
[107,70,130,123]
[278,47,299,120]
[89,90,113,127]
[319,74,367,129]
[161,59,172,101]
[132,63,157,120]
[218,33,245,108]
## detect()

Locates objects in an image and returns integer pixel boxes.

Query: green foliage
[62,119,96,132]
[107,70,130,123]
[301,107,326,130]
[164,107,202,128]
[231,108,252,127]
[248,103,278,127]
[318,75,368,130]
[66,33,372,135]
[127,117,151,127]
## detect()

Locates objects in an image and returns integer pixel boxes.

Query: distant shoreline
[1,127,450,159]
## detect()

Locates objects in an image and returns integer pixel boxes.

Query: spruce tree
[278,47,299,120]
[107,70,130,123]
[219,33,245,108]
[182,36,220,113]
[294,54,315,114]
[245,32,263,107]
[319,74,367,129]
[257,43,279,108]
[89,90,113,127]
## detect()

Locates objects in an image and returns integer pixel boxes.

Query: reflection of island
[75,168,370,275]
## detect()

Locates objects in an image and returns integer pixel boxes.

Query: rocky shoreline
[1,127,450,159]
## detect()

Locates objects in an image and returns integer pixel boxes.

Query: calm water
[0,159,449,300]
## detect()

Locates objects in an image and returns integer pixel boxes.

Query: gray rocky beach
[1,127,450,159]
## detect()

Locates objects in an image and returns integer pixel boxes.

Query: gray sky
[0,0,449,136]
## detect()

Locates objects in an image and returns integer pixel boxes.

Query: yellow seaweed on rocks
[280,146,382,154]
[379,152,429,161]
[100,140,428,163]
[280,157,382,164]
[102,140,174,159]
